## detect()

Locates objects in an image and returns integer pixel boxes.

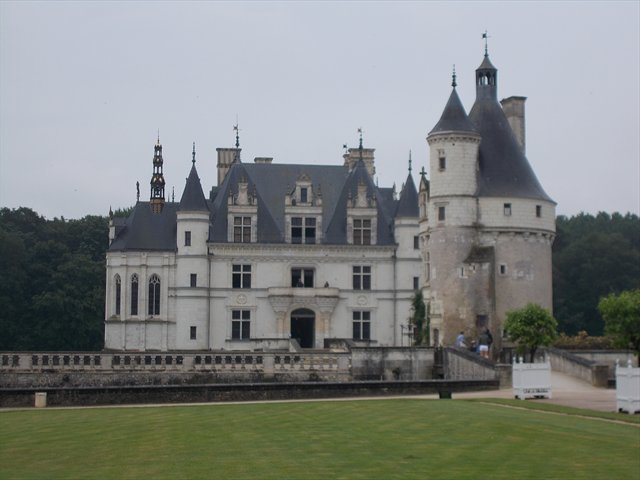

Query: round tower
[425,70,482,346]
[175,143,211,349]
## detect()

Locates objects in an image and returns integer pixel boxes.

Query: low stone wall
[570,350,637,378]
[444,347,511,385]
[350,347,433,380]
[0,379,500,408]
[544,348,609,387]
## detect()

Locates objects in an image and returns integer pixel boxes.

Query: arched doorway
[290,308,315,348]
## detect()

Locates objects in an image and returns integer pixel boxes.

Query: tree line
[0,207,638,351]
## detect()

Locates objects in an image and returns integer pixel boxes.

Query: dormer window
[291,217,316,244]
[353,219,372,245]
[300,187,308,204]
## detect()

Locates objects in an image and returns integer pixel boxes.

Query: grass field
[1,399,639,479]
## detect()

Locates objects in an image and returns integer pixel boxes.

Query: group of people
[455,329,493,359]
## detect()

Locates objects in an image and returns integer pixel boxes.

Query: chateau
[104,50,555,352]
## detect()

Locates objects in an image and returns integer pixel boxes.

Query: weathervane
[192,142,196,165]
[357,127,364,162]
[408,150,412,173]
[482,30,490,56]
[234,117,241,148]
[452,64,457,88]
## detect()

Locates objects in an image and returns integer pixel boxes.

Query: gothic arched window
[114,275,121,316]
[148,274,161,316]
[130,274,139,316]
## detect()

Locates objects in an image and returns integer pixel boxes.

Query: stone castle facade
[104,51,555,352]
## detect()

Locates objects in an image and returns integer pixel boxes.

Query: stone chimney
[343,147,376,177]
[216,147,241,185]
[500,96,526,153]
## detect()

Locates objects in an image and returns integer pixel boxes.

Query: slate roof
[429,88,478,135]
[108,202,178,251]
[395,173,419,218]
[179,164,209,212]
[469,56,554,202]
[109,152,410,251]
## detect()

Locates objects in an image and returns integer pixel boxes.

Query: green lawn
[1,399,639,479]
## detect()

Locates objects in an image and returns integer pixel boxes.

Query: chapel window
[148,274,160,316]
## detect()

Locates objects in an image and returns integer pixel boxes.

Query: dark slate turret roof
[109,202,178,251]
[179,164,209,212]
[395,173,419,218]
[469,55,554,203]
[429,88,477,135]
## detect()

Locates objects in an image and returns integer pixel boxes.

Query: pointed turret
[396,154,419,218]
[429,67,477,135]
[150,137,166,214]
[179,143,209,212]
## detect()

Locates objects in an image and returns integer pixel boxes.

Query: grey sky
[1,1,638,219]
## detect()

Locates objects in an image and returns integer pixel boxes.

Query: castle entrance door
[290,308,315,348]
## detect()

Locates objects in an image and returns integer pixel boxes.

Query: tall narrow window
[232,310,251,339]
[232,264,252,289]
[148,274,160,316]
[503,203,512,216]
[190,273,197,288]
[352,266,371,290]
[353,311,371,340]
[413,276,419,290]
[233,216,251,243]
[353,219,372,245]
[536,205,542,218]
[291,268,314,288]
[184,231,191,246]
[130,274,138,316]
[291,217,316,244]
[190,326,197,340]
[439,156,446,171]
[300,187,308,204]
[438,206,446,221]
[413,236,419,250]
[114,275,121,316]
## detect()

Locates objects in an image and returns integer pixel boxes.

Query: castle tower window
[291,268,314,288]
[413,277,419,290]
[504,203,512,216]
[190,274,197,288]
[148,274,161,316]
[353,265,371,290]
[499,264,507,275]
[438,206,446,221]
[439,157,446,171]
[184,231,191,246]
[232,264,252,289]
[130,274,139,316]
[233,216,252,243]
[352,311,371,340]
[190,326,197,340]
[353,219,372,245]
[291,217,316,244]
[114,275,121,316]
[413,236,419,250]
[536,205,542,218]
[300,187,308,204]
[232,310,251,339]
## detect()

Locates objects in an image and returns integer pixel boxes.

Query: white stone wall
[478,197,555,233]
[427,133,480,198]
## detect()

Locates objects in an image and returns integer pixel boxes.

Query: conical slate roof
[395,173,419,218]
[469,56,554,203]
[429,88,477,135]
[179,164,209,211]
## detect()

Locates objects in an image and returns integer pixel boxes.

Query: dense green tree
[553,212,640,335]
[598,290,640,358]
[0,207,109,351]
[505,304,558,362]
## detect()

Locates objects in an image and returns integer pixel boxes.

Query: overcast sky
[1,1,638,219]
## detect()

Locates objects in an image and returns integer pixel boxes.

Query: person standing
[455,331,466,348]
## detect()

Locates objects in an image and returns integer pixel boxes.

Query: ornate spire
[150,138,166,213]
[234,121,240,148]
[192,142,196,165]
[136,181,140,202]
[452,64,457,88]
[358,127,363,163]
[408,150,412,173]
